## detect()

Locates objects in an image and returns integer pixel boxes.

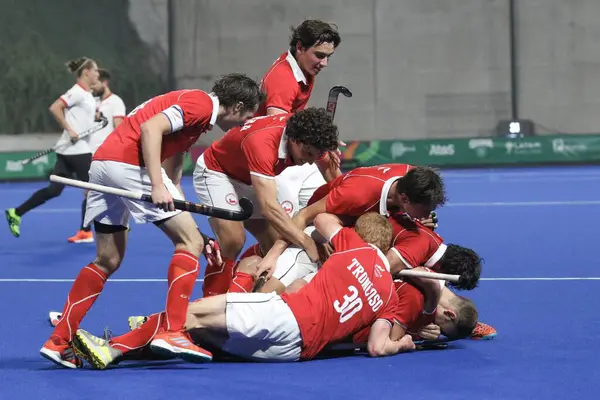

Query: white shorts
[223,292,302,362]
[276,164,325,217]
[84,160,183,227]
[272,226,324,287]
[193,154,261,219]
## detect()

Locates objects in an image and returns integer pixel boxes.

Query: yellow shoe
[67,230,94,243]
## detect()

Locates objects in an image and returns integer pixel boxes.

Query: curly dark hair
[396,166,447,210]
[285,107,339,153]
[211,73,265,113]
[289,20,341,54]
[438,244,483,291]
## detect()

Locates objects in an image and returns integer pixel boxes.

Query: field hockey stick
[21,117,109,165]
[397,269,461,284]
[49,175,254,221]
[326,86,352,120]
[414,337,453,350]
[252,271,269,292]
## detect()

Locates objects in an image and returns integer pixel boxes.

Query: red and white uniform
[257,51,314,116]
[309,164,414,218]
[389,215,447,270]
[88,93,126,154]
[193,114,298,219]
[85,90,219,227]
[219,227,397,362]
[256,50,324,219]
[351,281,436,345]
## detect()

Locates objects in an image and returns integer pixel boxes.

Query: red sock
[165,250,199,332]
[202,258,235,297]
[228,272,255,293]
[111,313,165,354]
[52,263,107,342]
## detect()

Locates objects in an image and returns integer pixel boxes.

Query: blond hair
[448,295,479,339]
[354,212,393,253]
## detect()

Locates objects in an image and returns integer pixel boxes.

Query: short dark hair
[396,167,447,210]
[439,244,483,291]
[285,108,339,153]
[211,73,264,113]
[447,296,479,340]
[98,68,111,81]
[65,57,95,77]
[289,20,341,54]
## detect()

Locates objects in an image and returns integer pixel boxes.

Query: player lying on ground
[6,57,99,240]
[40,73,263,369]
[193,109,340,296]
[72,212,419,368]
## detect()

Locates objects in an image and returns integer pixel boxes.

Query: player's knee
[218,230,246,260]
[182,227,205,257]
[237,255,262,277]
[46,183,65,198]
[93,253,123,275]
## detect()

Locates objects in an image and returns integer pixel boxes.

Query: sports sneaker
[150,330,212,363]
[48,311,62,327]
[5,208,21,238]
[40,337,83,369]
[128,316,148,331]
[74,329,123,369]
[471,321,497,340]
[67,230,94,243]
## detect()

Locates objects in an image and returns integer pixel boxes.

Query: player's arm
[316,152,342,183]
[312,212,343,242]
[162,152,185,198]
[140,113,175,210]
[266,107,288,116]
[49,98,78,141]
[367,320,415,357]
[251,174,318,260]
[293,195,328,232]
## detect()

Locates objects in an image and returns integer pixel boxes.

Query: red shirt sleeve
[162,91,213,133]
[241,128,280,178]
[262,69,298,113]
[326,178,378,216]
[329,227,368,252]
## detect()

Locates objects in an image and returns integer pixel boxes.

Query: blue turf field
[1,166,599,399]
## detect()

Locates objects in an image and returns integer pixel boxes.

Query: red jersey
[389,214,447,269]
[281,227,398,360]
[94,90,217,166]
[256,51,315,116]
[351,281,436,344]
[202,114,296,185]
[308,164,414,217]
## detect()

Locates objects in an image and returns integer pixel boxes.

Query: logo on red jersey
[225,193,238,206]
[280,200,294,215]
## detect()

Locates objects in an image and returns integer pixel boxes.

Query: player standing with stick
[40,73,263,369]
[202,20,343,295]
[5,57,99,239]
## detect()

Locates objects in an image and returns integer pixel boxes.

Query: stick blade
[328,85,353,98]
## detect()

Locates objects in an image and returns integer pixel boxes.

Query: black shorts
[51,153,92,181]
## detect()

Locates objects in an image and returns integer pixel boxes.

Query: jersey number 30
[333,286,363,323]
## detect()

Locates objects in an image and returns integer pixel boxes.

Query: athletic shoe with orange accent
[67,230,94,243]
[40,337,83,369]
[48,311,61,327]
[150,330,213,363]
[471,321,497,340]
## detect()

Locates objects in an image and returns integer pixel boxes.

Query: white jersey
[276,163,325,217]
[88,93,126,153]
[54,83,97,155]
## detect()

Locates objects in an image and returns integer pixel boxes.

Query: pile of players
[39,19,494,369]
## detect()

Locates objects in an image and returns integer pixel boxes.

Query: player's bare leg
[149,211,212,362]
[244,219,278,253]
[258,276,286,294]
[186,294,228,331]
[203,218,246,296]
[41,226,127,368]
[228,256,262,293]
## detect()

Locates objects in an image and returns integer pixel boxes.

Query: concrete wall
[128,0,600,142]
